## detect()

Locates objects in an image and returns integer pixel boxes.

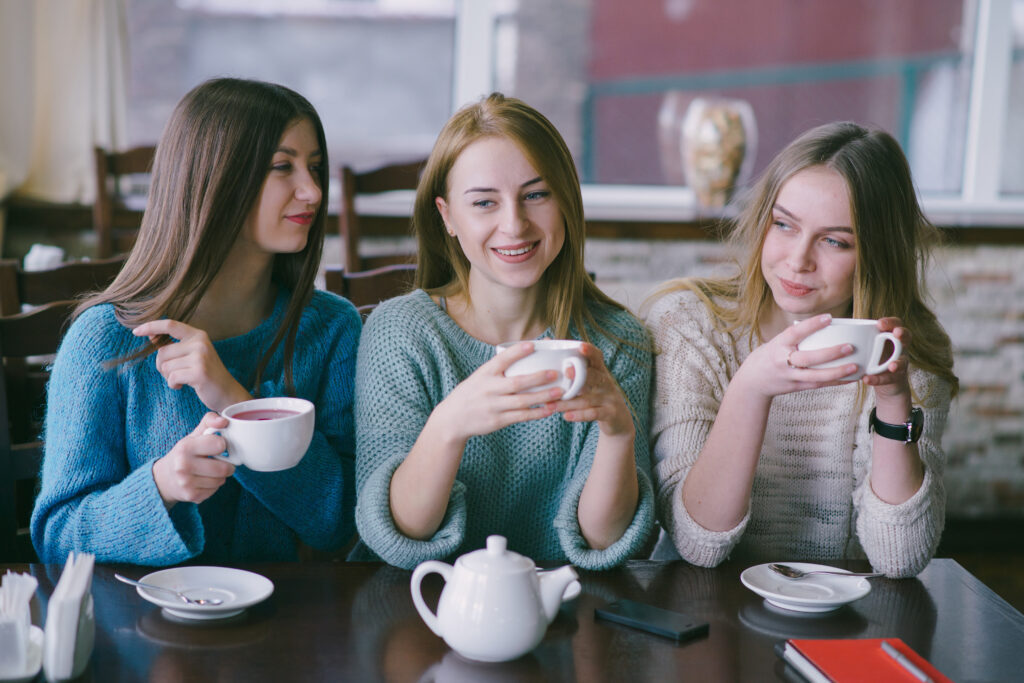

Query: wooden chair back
[324,264,417,318]
[93,145,157,257]
[0,301,78,561]
[338,160,425,272]
[0,255,127,316]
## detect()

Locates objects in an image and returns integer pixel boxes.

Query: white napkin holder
[43,552,95,682]
[0,571,38,680]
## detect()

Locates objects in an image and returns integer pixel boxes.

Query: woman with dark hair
[353,93,654,570]
[646,122,958,577]
[32,78,360,565]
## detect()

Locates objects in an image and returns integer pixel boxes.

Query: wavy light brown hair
[647,121,958,397]
[413,92,627,341]
[78,78,329,393]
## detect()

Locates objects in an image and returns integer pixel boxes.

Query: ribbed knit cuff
[354,452,467,569]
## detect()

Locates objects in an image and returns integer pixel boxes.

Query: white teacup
[496,340,588,400]
[204,397,314,471]
[797,318,902,380]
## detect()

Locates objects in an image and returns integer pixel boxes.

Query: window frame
[450,0,1024,225]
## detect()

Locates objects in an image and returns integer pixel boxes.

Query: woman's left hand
[862,317,912,402]
[133,319,252,412]
[547,343,635,438]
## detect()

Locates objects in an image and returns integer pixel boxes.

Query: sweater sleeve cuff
[857,455,944,577]
[115,463,204,565]
[554,468,656,570]
[656,471,749,568]
[354,452,467,569]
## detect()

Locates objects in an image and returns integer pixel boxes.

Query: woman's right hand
[431,341,566,443]
[737,314,860,400]
[152,412,236,508]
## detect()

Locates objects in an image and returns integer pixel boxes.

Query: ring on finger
[786,350,799,369]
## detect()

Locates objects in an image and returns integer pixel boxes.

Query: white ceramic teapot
[410,535,579,662]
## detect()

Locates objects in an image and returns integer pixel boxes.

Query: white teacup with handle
[797,318,902,380]
[496,340,588,400]
[203,397,314,471]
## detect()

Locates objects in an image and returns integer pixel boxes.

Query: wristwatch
[869,407,924,444]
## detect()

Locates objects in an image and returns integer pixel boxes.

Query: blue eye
[473,199,496,208]
[524,190,550,201]
[772,219,791,231]
[824,236,852,249]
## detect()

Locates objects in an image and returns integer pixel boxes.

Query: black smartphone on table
[594,599,709,643]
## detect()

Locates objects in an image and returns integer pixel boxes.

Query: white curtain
[0,0,128,204]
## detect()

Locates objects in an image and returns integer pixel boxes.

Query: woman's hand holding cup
[434,342,565,441]
[545,343,635,438]
[859,317,912,399]
[152,412,235,508]
[739,314,858,399]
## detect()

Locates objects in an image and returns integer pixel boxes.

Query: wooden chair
[0,256,124,560]
[93,145,157,257]
[0,300,78,561]
[324,264,417,318]
[338,160,426,273]
[0,255,127,316]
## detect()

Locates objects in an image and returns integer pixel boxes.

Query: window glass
[509,0,972,194]
[1000,0,1024,195]
[126,0,454,169]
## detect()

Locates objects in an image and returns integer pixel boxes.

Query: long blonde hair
[647,121,958,396]
[78,78,330,394]
[413,92,628,342]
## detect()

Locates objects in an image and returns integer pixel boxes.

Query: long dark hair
[79,77,329,393]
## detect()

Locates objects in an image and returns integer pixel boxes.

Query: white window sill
[347,184,1024,228]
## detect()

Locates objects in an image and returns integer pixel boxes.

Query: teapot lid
[459,535,534,574]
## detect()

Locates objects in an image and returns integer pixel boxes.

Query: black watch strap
[869,407,924,444]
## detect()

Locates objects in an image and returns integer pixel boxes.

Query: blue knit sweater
[353,289,654,570]
[31,289,361,566]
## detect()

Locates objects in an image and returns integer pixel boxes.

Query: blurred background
[2,0,1024,602]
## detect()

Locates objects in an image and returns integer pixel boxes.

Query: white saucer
[136,566,274,621]
[0,625,42,683]
[740,562,871,613]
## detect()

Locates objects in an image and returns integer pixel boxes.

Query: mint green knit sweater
[353,289,654,570]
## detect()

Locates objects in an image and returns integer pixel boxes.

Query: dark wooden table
[6,558,1022,681]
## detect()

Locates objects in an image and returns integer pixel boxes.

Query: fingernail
[820,314,832,323]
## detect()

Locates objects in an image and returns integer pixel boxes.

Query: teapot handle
[410,561,452,638]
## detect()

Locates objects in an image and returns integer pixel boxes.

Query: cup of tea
[496,340,588,400]
[797,318,902,380]
[204,397,315,471]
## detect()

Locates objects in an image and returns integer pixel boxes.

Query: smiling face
[241,117,323,255]
[760,165,857,329]
[434,135,565,296]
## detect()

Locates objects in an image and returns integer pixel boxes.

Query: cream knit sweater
[647,290,951,577]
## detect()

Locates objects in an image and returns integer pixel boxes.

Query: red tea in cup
[232,409,300,421]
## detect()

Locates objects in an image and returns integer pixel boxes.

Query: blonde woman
[647,122,957,577]
[353,93,654,569]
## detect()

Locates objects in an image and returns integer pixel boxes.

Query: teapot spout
[538,565,579,622]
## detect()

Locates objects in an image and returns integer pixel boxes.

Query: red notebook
[775,637,952,683]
